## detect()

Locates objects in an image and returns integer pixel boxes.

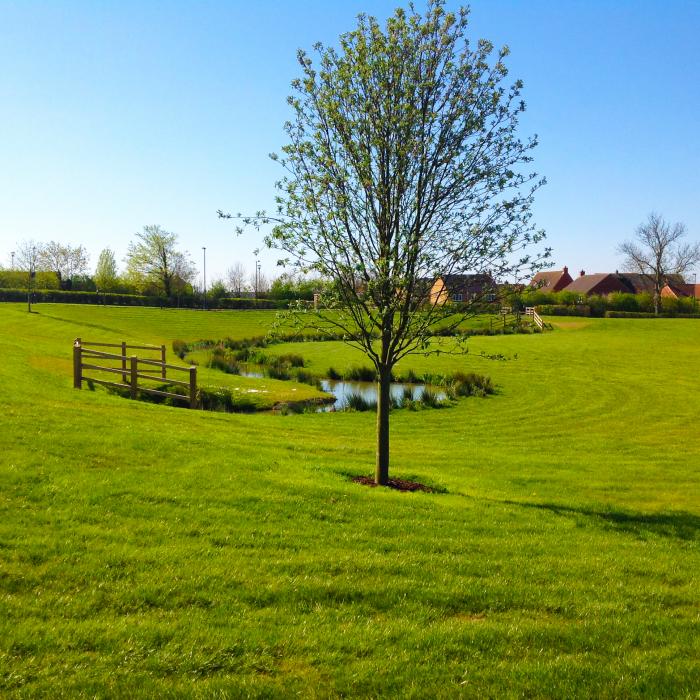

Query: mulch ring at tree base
[351,475,437,493]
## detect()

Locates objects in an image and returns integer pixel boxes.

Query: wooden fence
[525,306,544,330]
[72,337,198,408]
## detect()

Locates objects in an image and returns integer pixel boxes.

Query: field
[0,303,698,698]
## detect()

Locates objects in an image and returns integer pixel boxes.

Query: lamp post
[202,246,207,311]
[27,246,35,313]
[10,251,15,269]
[253,248,260,299]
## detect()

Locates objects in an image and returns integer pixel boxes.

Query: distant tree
[226,262,247,296]
[94,248,119,292]
[14,240,42,312]
[618,213,700,315]
[269,273,322,301]
[207,279,228,303]
[38,241,89,289]
[125,225,196,297]
[249,269,270,297]
[220,1,547,484]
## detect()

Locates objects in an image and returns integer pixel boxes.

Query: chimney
[563,266,568,274]
[580,270,585,277]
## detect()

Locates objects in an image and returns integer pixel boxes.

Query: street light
[202,247,207,311]
[10,251,15,269]
[27,246,35,313]
[253,248,260,299]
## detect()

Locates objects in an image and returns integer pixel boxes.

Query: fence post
[130,356,138,399]
[189,366,197,409]
[73,338,82,389]
[161,345,167,379]
[121,341,127,384]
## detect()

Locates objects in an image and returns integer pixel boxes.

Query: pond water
[318,379,445,411]
[238,365,445,410]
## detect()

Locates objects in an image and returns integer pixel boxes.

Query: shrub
[536,304,590,317]
[327,367,342,380]
[420,388,443,408]
[172,339,188,359]
[344,392,376,411]
[344,366,376,382]
[277,353,305,367]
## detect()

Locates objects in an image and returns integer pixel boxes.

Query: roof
[530,269,572,291]
[618,272,687,294]
[438,273,494,289]
[563,273,616,293]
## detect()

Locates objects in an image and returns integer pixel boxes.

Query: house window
[486,293,496,302]
[452,293,463,302]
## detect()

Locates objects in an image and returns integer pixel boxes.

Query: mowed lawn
[0,303,698,698]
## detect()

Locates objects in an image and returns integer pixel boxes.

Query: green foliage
[268,274,323,301]
[218,297,288,310]
[125,225,195,297]
[94,248,119,291]
[343,366,377,382]
[172,339,188,359]
[0,270,60,289]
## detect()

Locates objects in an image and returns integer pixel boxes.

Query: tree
[226,262,247,296]
[14,240,41,312]
[618,213,699,316]
[220,1,547,484]
[94,248,119,292]
[125,225,196,297]
[38,241,89,289]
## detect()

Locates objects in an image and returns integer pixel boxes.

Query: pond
[238,365,445,411]
[317,379,445,411]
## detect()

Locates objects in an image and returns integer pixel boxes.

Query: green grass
[0,303,698,698]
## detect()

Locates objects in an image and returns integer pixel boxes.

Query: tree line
[4,225,325,302]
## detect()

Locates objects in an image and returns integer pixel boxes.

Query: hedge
[0,288,159,306]
[218,298,289,310]
[605,310,700,319]
[536,304,591,317]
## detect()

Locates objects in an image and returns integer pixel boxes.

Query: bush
[0,287,159,305]
[604,310,700,319]
[172,339,188,359]
[344,392,376,411]
[277,353,305,367]
[327,367,342,380]
[344,366,376,382]
[218,297,288,310]
[420,388,443,408]
[536,304,590,317]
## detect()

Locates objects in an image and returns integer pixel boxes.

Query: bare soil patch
[351,475,437,492]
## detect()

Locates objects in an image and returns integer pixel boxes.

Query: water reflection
[318,379,445,411]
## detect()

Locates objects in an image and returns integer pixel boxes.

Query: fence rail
[73,337,197,408]
[525,306,545,330]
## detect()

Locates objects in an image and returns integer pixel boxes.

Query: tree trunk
[375,364,391,485]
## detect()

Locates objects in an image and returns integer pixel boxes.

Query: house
[661,282,700,299]
[529,266,573,292]
[562,271,630,296]
[616,272,687,295]
[430,274,496,305]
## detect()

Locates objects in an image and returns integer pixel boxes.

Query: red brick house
[529,266,573,292]
[563,271,631,296]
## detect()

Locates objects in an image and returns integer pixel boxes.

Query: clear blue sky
[1,0,699,285]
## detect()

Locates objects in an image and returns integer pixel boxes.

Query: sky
[1,0,699,287]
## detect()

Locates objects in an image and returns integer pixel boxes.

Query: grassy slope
[0,303,698,698]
